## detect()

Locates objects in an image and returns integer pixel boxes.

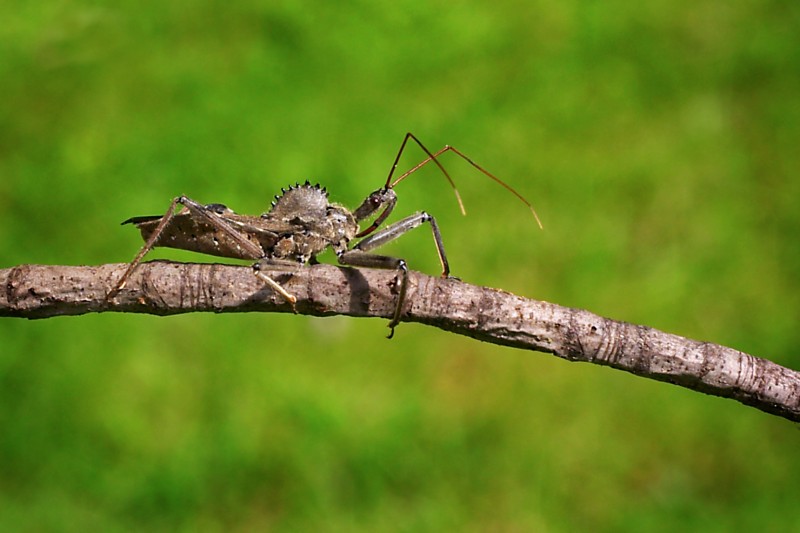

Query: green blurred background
[2,1,799,530]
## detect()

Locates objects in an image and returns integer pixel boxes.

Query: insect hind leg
[109,196,264,299]
[108,196,186,299]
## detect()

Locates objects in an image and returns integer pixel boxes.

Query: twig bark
[2,261,799,423]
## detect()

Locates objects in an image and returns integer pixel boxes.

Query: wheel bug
[109,133,541,338]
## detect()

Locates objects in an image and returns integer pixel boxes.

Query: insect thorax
[268,182,330,219]
[265,182,359,260]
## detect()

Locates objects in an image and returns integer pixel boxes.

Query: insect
[109,133,541,338]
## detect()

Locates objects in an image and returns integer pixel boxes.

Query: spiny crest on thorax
[267,180,329,219]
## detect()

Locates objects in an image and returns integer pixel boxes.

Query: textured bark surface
[3,261,799,422]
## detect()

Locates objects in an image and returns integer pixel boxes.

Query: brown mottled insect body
[110,133,540,338]
[125,185,358,264]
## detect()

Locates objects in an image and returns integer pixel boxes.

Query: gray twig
[2,261,799,422]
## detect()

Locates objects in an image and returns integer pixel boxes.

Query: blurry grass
[2,0,799,531]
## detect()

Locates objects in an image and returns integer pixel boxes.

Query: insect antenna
[385,133,466,215]
[387,133,543,229]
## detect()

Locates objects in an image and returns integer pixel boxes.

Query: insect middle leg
[252,258,303,311]
[338,211,450,338]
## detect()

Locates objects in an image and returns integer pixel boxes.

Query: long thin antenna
[384,133,465,215]
[388,134,543,228]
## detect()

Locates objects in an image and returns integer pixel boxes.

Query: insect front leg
[339,211,451,338]
[354,211,450,277]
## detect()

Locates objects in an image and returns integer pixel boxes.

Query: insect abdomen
[130,215,265,260]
